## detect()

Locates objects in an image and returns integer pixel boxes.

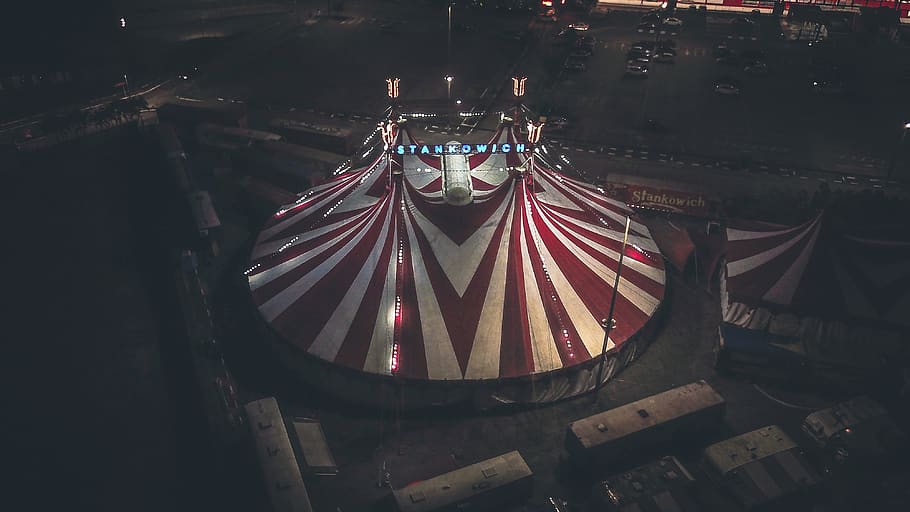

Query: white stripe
[727,221,807,241]
[257,205,393,321]
[542,207,666,294]
[307,218,395,362]
[405,183,514,297]
[258,178,357,241]
[251,207,373,260]
[546,206,660,256]
[403,213,463,379]
[526,206,610,358]
[362,230,399,375]
[727,216,820,278]
[518,205,561,372]
[536,206,662,317]
[465,202,516,379]
[249,209,375,290]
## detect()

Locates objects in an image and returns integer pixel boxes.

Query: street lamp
[888,121,910,179]
[595,215,632,390]
[512,76,527,99]
[447,2,453,66]
[386,77,400,100]
[445,75,454,100]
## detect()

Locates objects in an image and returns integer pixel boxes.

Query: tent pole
[596,215,631,391]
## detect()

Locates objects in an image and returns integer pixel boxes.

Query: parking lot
[518,8,909,177]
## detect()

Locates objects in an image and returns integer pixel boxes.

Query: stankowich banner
[601,183,721,218]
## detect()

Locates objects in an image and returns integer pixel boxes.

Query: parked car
[625,62,649,78]
[575,35,597,46]
[662,17,683,28]
[569,22,590,31]
[714,78,741,95]
[653,49,676,63]
[811,78,844,95]
[564,59,587,72]
[570,47,594,58]
[744,60,768,74]
[637,22,659,32]
[538,9,558,22]
[627,50,651,63]
[630,41,654,54]
[714,48,738,65]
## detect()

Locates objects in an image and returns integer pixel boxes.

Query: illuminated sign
[390,143,529,155]
[602,183,720,218]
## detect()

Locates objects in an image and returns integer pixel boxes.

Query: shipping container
[566,381,726,465]
[393,450,533,512]
[244,398,313,512]
[703,425,821,510]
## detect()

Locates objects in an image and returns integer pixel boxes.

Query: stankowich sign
[602,183,720,218]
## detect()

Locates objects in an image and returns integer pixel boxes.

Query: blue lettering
[491,144,498,153]
[408,144,417,154]
[516,143,526,153]
[420,145,430,155]
[501,143,511,153]
[434,145,444,154]
[447,144,459,154]
[462,144,472,154]
[475,144,487,153]
[396,145,405,155]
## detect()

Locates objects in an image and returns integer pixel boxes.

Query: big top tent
[245,116,666,406]
[720,212,910,377]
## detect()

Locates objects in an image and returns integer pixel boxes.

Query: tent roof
[245,122,666,381]
[725,212,910,326]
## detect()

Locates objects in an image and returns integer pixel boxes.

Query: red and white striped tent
[246,120,665,402]
[723,212,910,328]
[722,212,910,364]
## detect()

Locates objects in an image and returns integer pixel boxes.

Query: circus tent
[245,118,666,404]
[723,212,910,329]
[720,212,909,373]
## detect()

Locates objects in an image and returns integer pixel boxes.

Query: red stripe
[266,198,395,352]
[395,184,429,379]
[403,184,516,376]
[536,206,666,301]
[523,184,589,364]
[532,195,649,346]
[332,217,397,370]
[406,177,511,245]
[499,184,535,377]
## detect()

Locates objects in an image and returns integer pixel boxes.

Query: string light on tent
[243,263,261,276]
[278,235,301,253]
[390,342,400,374]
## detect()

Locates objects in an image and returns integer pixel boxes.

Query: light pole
[888,121,910,179]
[595,215,632,390]
[445,75,454,101]
[447,2,453,67]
